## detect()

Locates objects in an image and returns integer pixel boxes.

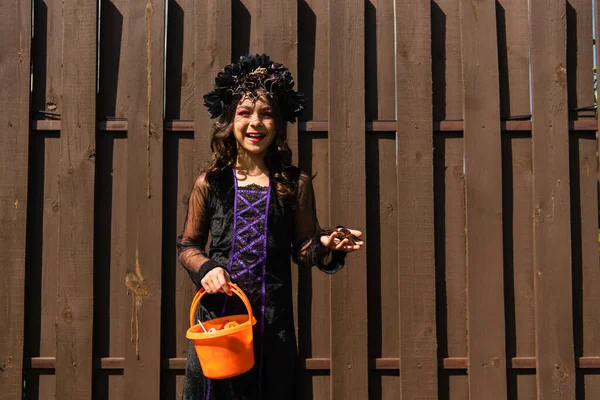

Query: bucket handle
[189,283,254,329]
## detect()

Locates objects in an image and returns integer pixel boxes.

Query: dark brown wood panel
[237,0,262,54]
[329,0,367,397]
[300,135,331,400]
[365,1,398,397]
[31,0,63,120]
[572,134,600,397]
[108,136,128,398]
[566,0,595,119]
[372,134,400,400]
[459,0,508,397]
[98,0,129,120]
[165,0,195,121]
[32,0,64,393]
[96,0,129,398]
[496,0,530,118]
[262,0,298,163]
[503,134,536,399]
[55,1,97,397]
[432,0,463,121]
[395,0,438,397]
[434,135,468,399]
[123,0,165,397]
[365,0,395,122]
[530,0,576,397]
[297,2,331,397]
[0,0,31,397]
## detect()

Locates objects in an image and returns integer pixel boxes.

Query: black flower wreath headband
[203,54,305,124]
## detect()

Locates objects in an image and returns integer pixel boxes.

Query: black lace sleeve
[176,174,223,289]
[292,172,346,274]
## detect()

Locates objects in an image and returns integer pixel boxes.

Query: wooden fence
[1,0,599,398]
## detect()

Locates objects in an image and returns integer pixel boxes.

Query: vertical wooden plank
[98,0,129,119]
[235,0,262,54]
[432,0,467,394]
[30,2,62,396]
[329,1,367,398]
[165,0,195,121]
[366,0,395,121]
[55,0,97,397]
[503,134,536,400]
[31,0,63,120]
[262,0,298,163]
[365,0,398,398]
[496,0,535,396]
[108,135,128,398]
[298,134,331,400]
[566,0,594,119]
[459,1,507,398]
[496,0,530,118]
[124,0,165,397]
[395,0,438,398]
[40,139,60,400]
[585,4,600,396]
[97,0,129,398]
[434,134,468,400]
[431,0,463,121]
[366,133,399,400]
[297,1,331,397]
[530,0,575,397]
[0,0,31,397]
[570,133,600,398]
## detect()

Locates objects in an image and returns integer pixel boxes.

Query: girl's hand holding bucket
[201,267,233,296]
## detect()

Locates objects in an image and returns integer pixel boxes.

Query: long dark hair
[201,94,299,202]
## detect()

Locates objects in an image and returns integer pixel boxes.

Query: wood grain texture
[98,0,129,119]
[496,0,531,118]
[566,0,594,119]
[530,0,575,397]
[262,0,298,164]
[55,0,97,398]
[297,2,331,398]
[31,0,62,120]
[124,0,165,397]
[459,0,508,397]
[432,0,463,121]
[395,0,438,398]
[0,0,31,398]
[365,1,398,398]
[165,0,195,121]
[503,134,536,399]
[96,1,129,398]
[366,132,399,399]
[329,0,367,398]
[194,0,231,170]
[434,135,468,399]
[571,134,600,398]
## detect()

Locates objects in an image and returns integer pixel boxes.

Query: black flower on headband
[203,54,305,123]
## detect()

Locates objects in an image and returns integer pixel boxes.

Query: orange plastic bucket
[186,283,257,379]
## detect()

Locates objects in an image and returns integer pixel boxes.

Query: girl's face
[233,93,278,157]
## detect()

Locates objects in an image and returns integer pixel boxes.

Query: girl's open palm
[320,226,364,252]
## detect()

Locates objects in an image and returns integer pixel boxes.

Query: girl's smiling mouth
[246,131,266,142]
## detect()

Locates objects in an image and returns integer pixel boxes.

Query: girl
[177,54,364,400]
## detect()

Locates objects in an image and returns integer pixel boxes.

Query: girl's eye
[262,112,272,118]
[236,110,250,117]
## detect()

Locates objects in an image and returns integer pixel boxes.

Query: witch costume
[176,54,347,400]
